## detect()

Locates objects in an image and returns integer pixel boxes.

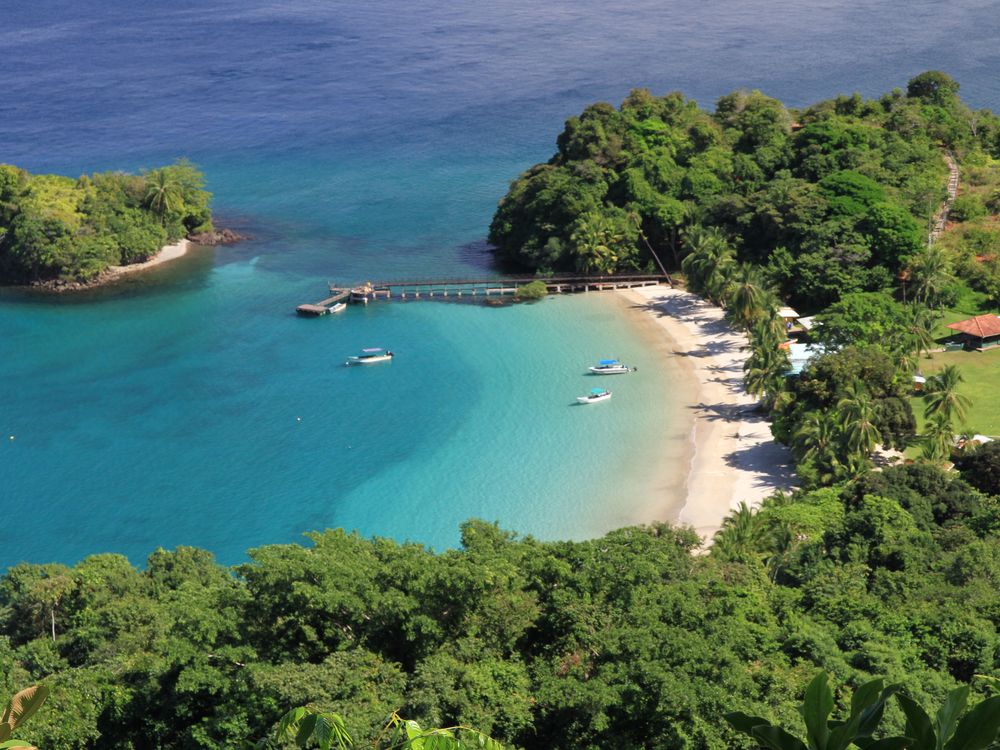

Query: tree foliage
[727,671,1000,750]
[0,160,212,282]
[487,74,1000,318]
[1,471,999,750]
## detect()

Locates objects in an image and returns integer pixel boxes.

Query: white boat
[328,302,347,314]
[588,358,634,375]
[577,388,612,404]
[346,348,394,365]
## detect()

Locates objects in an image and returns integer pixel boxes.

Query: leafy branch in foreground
[245,706,506,750]
[0,684,49,750]
[726,671,900,750]
[726,671,1000,750]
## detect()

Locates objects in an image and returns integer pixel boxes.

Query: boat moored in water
[588,358,634,375]
[328,302,347,314]
[577,387,612,404]
[346,348,394,365]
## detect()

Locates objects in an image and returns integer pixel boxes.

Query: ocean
[2,0,998,565]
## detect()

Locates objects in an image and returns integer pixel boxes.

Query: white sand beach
[622,285,797,544]
[110,239,192,276]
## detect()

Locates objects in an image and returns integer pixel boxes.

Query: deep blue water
[2,0,999,566]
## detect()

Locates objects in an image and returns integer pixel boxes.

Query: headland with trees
[0,159,215,288]
[492,70,1000,486]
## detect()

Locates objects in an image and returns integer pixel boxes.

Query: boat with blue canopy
[577,387,612,404]
[588,358,634,375]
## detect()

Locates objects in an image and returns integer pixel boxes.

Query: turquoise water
[1,264,687,563]
[2,0,999,565]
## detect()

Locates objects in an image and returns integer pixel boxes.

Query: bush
[514,280,547,300]
[949,193,987,222]
[956,440,1000,496]
[986,188,1000,213]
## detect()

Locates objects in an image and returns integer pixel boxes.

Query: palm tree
[955,430,982,457]
[835,380,866,420]
[726,263,774,330]
[680,227,731,291]
[570,212,629,274]
[744,321,790,411]
[791,410,843,486]
[909,244,955,308]
[744,353,781,406]
[920,411,955,463]
[680,226,712,291]
[703,253,737,305]
[144,168,181,225]
[712,501,764,561]
[904,303,938,359]
[897,349,920,387]
[924,364,971,426]
[627,210,673,285]
[837,380,882,459]
[764,522,795,583]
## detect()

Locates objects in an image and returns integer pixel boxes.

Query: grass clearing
[931,281,993,339]
[910,347,1000,438]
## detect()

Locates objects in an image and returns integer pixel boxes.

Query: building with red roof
[945,314,1000,350]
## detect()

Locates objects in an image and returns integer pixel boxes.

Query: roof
[946,315,1000,339]
[798,315,816,331]
[777,306,799,319]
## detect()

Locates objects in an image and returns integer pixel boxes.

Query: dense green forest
[0,160,212,284]
[489,71,1000,312]
[5,460,1000,749]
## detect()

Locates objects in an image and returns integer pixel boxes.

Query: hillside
[489,71,1000,312]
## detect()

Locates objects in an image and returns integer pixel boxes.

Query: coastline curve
[619,286,797,544]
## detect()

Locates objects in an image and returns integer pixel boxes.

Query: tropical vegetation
[0,160,212,283]
[6,455,1000,750]
[492,71,1000,485]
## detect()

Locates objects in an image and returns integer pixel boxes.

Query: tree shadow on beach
[722,436,797,493]
[689,401,742,422]
[709,375,746,394]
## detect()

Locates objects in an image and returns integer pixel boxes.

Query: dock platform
[296,288,352,316]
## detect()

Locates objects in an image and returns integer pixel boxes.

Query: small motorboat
[577,388,612,404]
[588,358,634,375]
[346,348,394,365]
[328,302,347,314]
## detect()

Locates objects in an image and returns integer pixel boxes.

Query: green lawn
[911,348,1000,438]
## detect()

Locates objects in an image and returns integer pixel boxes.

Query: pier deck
[295,288,351,316]
[296,273,670,315]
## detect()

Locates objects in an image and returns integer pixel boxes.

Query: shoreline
[619,285,796,543]
[17,239,196,293]
[107,238,193,277]
[607,292,697,532]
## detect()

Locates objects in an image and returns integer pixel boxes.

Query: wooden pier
[296,273,669,315]
[295,288,351,316]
